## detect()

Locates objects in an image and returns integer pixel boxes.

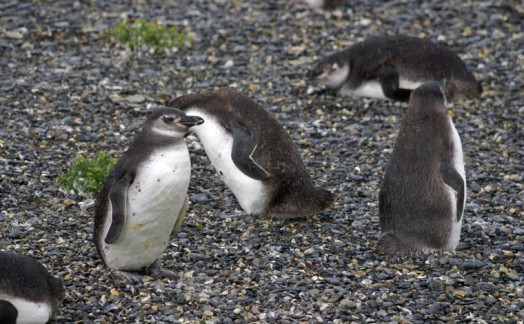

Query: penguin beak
[179,116,204,127]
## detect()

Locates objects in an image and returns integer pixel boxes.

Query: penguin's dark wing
[369,64,412,101]
[105,172,135,244]
[228,120,270,180]
[0,300,18,324]
[440,159,465,222]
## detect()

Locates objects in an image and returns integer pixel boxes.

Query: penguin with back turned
[94,108,204,281]
[376,81,466,254]
[168,88,334,218]
[308,35,482,102]
[0,251,64,324]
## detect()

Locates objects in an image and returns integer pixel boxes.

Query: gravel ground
[1,0,523,323]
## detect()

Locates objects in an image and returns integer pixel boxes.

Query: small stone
[5,30,23,39]
[126,94,145,103]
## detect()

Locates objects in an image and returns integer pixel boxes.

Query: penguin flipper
[440,160,465,222]
[373,64,412,101]
[0,300,18,324]
[229,120,270,180]
[172,195,189,233]
[105,172,134,244]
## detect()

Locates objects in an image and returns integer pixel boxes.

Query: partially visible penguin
[376,82,466,254]
[293,0,350,9]
[0,251,64,324]
[94,108,204,281]
[308,35,482,102]
[168,88,334,218]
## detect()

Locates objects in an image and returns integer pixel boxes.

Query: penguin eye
[162,116,175,123]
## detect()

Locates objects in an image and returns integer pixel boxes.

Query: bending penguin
[376,81,466,254]
[168,88,334,218]
[308,35,482,102]
[0,251,64,324]
[94,108,204,281]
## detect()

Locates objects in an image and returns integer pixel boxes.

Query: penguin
[167,88,334,218]
[308,35,482,102]
[93,108,204,281]
[376,81,466,254]
[0,251,64,324]
[294,0,349,9]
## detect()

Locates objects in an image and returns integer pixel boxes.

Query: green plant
[57,152,116,196]
[105,19,190,53]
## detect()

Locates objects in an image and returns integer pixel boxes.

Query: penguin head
[146,108,204,138]
[308,53,350,90]
[409,81,448,110]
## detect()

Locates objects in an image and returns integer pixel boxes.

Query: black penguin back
[0,252,64,313]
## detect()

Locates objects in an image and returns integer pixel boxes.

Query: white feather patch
[100,142,191,271]
[321,63,350,90]
[185,110,269,215]
[339,81,388,100]
[0,296,52,324]
[444,115,466,251]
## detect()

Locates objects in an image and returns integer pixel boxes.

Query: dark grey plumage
[376,82,466,254]
[168,88,334,218]
[309,35,482,101]
[0,251,64,323]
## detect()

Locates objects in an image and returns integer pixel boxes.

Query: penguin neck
[141,128,186,148]
[324,63,350,90]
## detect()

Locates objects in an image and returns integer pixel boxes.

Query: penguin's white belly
[444,117,466,251]
[187,112,269,215]
[0,296,52,324]
[339,81,388,100]
[399,79,425,90]
[101,145,190,271]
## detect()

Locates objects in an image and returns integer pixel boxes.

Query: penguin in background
[94,108,204,282]
[376,81,466,254]
[308,35,482,102]
[0,251,64,324]
[168,88,334,218]
[292,0,351,9]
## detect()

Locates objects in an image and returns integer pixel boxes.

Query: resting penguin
[0,251,64,324]
[308,35,482,102]
[376,81,466,254]
[94,108,204,281]
[168,88,334,218]
[290,0,349,9]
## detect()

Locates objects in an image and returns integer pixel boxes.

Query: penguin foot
[113,270,142,284]
[148,260,178,280]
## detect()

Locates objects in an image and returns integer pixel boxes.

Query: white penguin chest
[339,81,388,100]
[0,296,52,324]
[444,116,466,251]
[101,144,190,271]
[187,111,269,215]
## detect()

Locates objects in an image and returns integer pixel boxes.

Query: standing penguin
[0,251,64,324]
[377,82,466,254]
[168,88,334,218]
[308,35,482,101]
[94,108,204,281]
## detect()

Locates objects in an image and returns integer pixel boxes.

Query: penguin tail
[375,232,412,255]
[268,187,335,218]
[476,80,483,96]
[311,187,335,211]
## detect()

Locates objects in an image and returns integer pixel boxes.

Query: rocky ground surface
[1,0,523,323]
